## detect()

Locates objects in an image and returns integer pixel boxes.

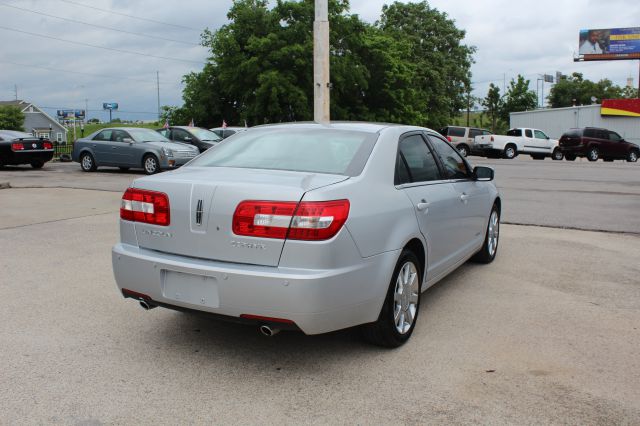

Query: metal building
[510,105,640,144]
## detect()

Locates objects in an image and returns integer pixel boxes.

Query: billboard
[103,102,119,110]
[601,99,640,117]
[56,109,85,120]
[578,27,640,61]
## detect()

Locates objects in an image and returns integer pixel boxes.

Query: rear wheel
[565,154,576,161]
[457,144,469,157]
[362,249,421,348]
[587,147,599,162]
[143,154,159,175]
[552,149,564,161]
[472,205,500,264]
[627,150,638,163]
[30,160,44,169]
[80,152,96,172]
[503,144,517,159]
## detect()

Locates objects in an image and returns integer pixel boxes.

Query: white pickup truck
[474,128,564,160]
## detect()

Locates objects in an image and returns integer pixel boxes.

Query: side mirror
[473,166,494,181]
[123,138,133,144]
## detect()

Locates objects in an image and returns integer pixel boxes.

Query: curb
[0,182,10,190]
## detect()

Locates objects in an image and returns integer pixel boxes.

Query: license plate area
[162,270,219,308]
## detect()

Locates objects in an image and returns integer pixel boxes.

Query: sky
[1,0,639,123]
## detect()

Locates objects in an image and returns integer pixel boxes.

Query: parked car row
[438,125,638,163]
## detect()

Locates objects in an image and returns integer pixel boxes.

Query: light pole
[314,0,330,123]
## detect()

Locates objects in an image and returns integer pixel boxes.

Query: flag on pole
[188,118,194,127]
[222,120,227,129]
[163,119,169,129]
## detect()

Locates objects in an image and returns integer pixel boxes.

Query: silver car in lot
[72,127,199,174]
[112,122,501,347]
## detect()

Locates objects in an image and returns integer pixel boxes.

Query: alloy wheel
[487,210,499,256]
[81,155,92,171]
[144,157,158,174]
[393,261,419,334]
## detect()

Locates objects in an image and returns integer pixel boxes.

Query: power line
[0,25,205,65]
[0,3,201,46]
[57,0,200,32]
[0,60,155,84]
[40,106,159,115]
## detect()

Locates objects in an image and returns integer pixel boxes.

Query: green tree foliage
[0,106,25,131]
[178,0,475,128]
[547,72,625,108]
[500,75,537,122]
[482,83,503,133]
[160,105,191,126]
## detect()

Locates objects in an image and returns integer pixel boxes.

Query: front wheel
[627,150,638,163]
[472,205,500,264]
[552,149,564,161]
[143,154,160,175]
[457,144,469,157]
[587,147,599,162]
[362,250,421,348]
[80,152,96,172]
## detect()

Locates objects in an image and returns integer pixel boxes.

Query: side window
[596,130,609,140]
[93,130,112,141]
[608,131,622,141]
[448,127,465,137]
[112,130,129,142]
[534,130,547,139]
[427,135,471,180]
[172,129,191,142]
[524,129,533,138]
[395,153,411,185]
[468,129,482,139]
[157,129,169,138]
[506,129,522,137]
[396,135,441,184]
[584,128,597,138]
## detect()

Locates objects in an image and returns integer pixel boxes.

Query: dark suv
[559,127,638,162]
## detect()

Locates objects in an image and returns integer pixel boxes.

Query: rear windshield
[128,129,170,143]
[188,128,378,176]
[563,129,581,138]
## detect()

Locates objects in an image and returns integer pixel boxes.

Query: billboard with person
[578,27,640,60]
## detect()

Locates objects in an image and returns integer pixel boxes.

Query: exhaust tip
[139,299,156,310]
[259,325,280,337]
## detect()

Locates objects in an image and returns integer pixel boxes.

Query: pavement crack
[0,211,114,231]
[503,221,640,236]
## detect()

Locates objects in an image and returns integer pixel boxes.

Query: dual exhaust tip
[138,298,280,336]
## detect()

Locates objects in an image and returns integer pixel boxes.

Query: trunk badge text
[195,199,204,226]
[231,241,266,250]
[142,229,172,238]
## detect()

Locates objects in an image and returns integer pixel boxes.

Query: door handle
[460,193,469,202]
[112,146,117,149]
[416,201,430,211]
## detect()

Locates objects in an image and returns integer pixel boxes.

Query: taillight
[446,136,452,142]
[233,199,350,241]
[120,188,170,226]
[11,142,24,151]
[43,141,53,149]
[490,136,494,142]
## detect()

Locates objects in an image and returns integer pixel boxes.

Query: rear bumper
[112,243,399,335]
[4,150,54,165]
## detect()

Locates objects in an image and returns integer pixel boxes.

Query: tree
[621,85,639,99]
[482,83,503,133]
[160,105,190,126]
[547,72,625,107]
[0,106,24,131]
[500,75,537,122]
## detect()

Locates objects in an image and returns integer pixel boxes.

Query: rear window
[507,129,522,137]
[447,127,466,137]
[188,128,378,176]
[563,129,581,138]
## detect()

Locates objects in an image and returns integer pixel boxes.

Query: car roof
[250,121,408,134]
[0,130,36,138]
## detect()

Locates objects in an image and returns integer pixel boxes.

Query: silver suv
[438,126,493,157]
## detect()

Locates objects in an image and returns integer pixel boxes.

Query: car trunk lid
[130,167,349,266]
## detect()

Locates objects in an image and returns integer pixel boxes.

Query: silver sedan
[112,122,501,347]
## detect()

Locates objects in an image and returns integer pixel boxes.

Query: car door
[607,130,626,158]
[91,129,114,164]
[110,130,137,166]
[395,132,462,281]
[533,129,553,154]
[426,133,490,256]
[172,128,196,148]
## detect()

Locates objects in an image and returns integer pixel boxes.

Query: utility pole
[84,98,88,121]
[156,71,161,121]
[14,84,18,100]
[313,0,330,123]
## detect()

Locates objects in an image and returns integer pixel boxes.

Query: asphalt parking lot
[1,158,639,423]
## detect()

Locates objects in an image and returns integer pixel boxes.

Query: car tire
[627,150,638,163]
[119,167,130,171]
[531,154,545,160]
[362,249,422,348]
[565,154,576,161]
[472,204,500,264]
[587,147,599,162]
[80,152,97,172]
[503,144,517,159]
[143,154,160,175]
[552,149,564,161]
[457,144,469,157]
[30,160,44,169]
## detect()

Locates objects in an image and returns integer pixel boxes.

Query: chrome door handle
[416,202,430,211]
[460,193,469,202]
